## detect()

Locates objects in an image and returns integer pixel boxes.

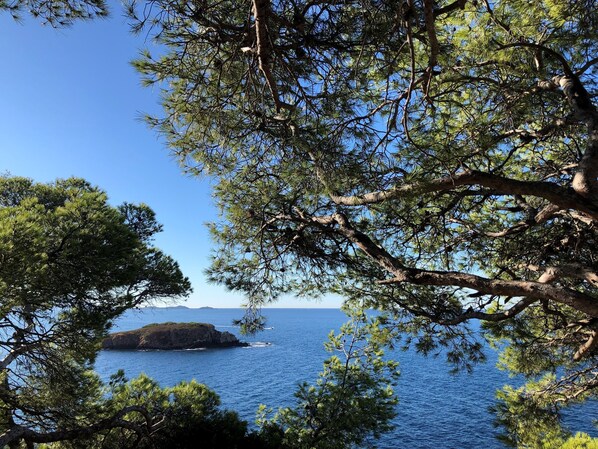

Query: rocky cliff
[102,322,247,350]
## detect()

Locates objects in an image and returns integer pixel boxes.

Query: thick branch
[308,212,598,317]
[1,349,20,372]
[385,269,598,318]
[308,212,407,275]
[577,56,598,76]
[550,76,598,199]
[434,0,467,17]
[499,42,575,77]
[422,0,439,95]
[405,297,538,326]
[328,169,598,221]
[1,310,39,371]
[573,329,598,361]
[572,121,598,199]
[499,42,598,199]
[525,263,598,287]
[251,0,282,111]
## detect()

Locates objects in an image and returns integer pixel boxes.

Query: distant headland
[102,322,247,350]
[141,305,215,310]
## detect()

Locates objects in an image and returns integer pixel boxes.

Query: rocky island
[102,322,248,350]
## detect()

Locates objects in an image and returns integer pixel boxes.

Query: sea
[94,307,597,449]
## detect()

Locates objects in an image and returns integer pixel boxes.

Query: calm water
[94,308,597,448]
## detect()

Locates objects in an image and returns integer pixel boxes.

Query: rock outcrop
[102,322,247,350]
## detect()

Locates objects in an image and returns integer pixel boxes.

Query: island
[140,305,190,310]
[101,322,248,350]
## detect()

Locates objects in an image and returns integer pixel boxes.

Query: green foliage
[558,433,598,449]
[0,176,191,448]
[493,382,567,448]
[495,382,598,449]
[95,374,262,449]
[39,373,273,449]
[0,0,108,26]
[257,307,399,449]
[493,373,598,448]
[129,0,598,444]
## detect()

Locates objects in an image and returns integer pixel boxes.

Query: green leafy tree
[0,176,191,448]
[257,308,399,449]
[559,433,598,449]
[42,373,271,449]
[128,0,598,443]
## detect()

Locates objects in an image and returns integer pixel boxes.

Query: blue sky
[0,6,341,308]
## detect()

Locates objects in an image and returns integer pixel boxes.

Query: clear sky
[0,5,341,308]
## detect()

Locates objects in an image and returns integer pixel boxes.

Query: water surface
[95,308,597,448]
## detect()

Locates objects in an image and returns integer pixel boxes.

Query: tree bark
[329,169,598,220]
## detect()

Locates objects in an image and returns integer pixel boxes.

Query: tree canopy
[258,309,399,449]
[0,0,107,26]
[0,175,397,449]
[40,372,274,449]
[128,0,598,443]
[0,176,191,448]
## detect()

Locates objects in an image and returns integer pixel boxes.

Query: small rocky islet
[101,322,248,350]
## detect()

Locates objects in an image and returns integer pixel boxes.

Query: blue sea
[94,308,597,448]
